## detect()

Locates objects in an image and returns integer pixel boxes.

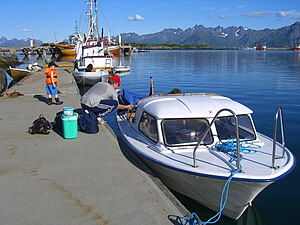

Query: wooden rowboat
[7,67,31,82]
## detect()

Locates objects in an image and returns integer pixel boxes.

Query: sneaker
[48,101,54,105]
[97,116,105,125]
[55,100,63,105]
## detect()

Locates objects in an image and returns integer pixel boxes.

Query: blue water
[111,50,300,225]
[19,50,300,225]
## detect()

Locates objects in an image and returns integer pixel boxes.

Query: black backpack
[28,114,52,135]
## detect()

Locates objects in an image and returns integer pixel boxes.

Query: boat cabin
[129,94,257,149]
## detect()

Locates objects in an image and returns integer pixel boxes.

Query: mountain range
[121,22,300,48]
[1,22,299,48]
[0,37,43,48]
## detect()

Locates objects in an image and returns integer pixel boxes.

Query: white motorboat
[116,90,295,220]
[73,69,109,86]
[73,0,113,86]
[114,65,131,73]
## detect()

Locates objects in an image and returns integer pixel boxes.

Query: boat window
[138,112,158,142]
[162,118,213,147]
[215,115,256,141]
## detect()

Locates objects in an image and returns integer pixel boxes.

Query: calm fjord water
[23,50,299,225]
[111,50,300,225]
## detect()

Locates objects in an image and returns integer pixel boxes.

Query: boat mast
[94,0,99,40]
[89,0,93,37]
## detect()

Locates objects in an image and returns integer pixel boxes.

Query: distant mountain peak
[121,22,299,48]
[0,37,43,47]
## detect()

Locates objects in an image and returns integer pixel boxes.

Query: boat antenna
[149,77,154,96]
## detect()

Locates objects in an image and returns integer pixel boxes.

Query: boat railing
[193,108,241,169]
[271,107,286,169]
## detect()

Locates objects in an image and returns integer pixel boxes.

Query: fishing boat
[108,44,121,57]
[73,69,109,86]
[255,44,267,51]
[73,0,113,86]
[52,43,76,56]
[291,43,300,51]
[7,66,31,82]
[116,82,295,220]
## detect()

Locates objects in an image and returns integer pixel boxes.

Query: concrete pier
[0,66,188,224]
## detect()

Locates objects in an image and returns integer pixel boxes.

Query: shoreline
[0,54,20,69]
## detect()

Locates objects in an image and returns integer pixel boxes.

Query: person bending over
[81,75,132,124]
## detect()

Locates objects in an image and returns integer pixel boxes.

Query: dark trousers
[81,99,118,117]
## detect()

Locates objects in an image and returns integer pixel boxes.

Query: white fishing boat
[73,0,113,86]
[116,84,295,220]
[73,69,109,86]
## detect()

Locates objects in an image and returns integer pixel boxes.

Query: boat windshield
[162,118,213,146]
[215,115,256,141]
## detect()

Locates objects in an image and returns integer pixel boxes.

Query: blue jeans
[81,99,118,117]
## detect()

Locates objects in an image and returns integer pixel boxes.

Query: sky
[0,0,299,43]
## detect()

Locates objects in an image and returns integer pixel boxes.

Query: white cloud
[237,5,248,9]
[276,10,300,19]
[243,11,270,17]
[218,15,228,19]
[128,14,144,21]
[276,11,289,17]
[21,28,34,32]
[244,10,300,19]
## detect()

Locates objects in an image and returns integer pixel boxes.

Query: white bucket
[63,107,74,116]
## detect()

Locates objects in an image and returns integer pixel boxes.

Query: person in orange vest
[44,62,63,105]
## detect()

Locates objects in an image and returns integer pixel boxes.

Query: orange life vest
[44,68,58,84]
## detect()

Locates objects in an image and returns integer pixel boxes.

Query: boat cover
[118,89,146,105]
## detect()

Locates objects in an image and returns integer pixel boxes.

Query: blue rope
[216,138,260,163]
[181,168,241,225]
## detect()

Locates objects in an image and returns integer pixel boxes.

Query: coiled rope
[216,138,260,163]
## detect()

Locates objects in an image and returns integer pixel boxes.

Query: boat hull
[60,48,76,56]
[139,155,271,220]
[52,43,76,56]
[108,45,121,57]
[114,66,131,73]
[73,70,109,86]
[7,67,31,82]
[116,116,272,219]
